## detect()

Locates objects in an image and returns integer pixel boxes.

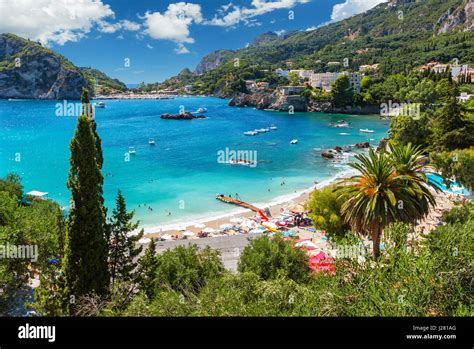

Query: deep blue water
[0,97,389,227]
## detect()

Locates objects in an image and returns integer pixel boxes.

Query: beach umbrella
[194,223,206,229]
[287,203,305,213]
[203,227,215,233]
[240,220,256,228]
[183,231,195,237]
[138,237,151,244]
[295,240,318,250]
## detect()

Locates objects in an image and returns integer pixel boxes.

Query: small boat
[256,128,269,133]
[359,128,375,133]
[269,125,278,130]
[229,159,257,166]
[334,122,350,128]
[197,107,208,113]
[290,139,298,144]
[244,131,258,136]
[148,138,156,146]
[128,147,136,155]
[95,102,105,108]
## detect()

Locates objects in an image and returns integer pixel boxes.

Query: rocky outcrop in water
[160,112,206,120]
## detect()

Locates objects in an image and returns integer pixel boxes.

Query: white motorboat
[148,138,156,145]
[95,102,105,108]
[359,128,375,133]
[244,131,258,136]
[197,107,208,113]
[290,139,298,144]
[269,125,278,130]
[128,147,136,155]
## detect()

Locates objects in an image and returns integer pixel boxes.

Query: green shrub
[237,234,310,283]
[155,245,225,295]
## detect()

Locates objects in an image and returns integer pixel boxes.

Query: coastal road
[154,233,263,271]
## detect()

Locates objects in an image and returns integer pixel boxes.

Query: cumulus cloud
[0,0,115,45]
[331,0,388,22]
[174,43,191,54]
[143,2,203,44]
[206,0,311,27]
[0,0,142,45]
[98,19,141,33]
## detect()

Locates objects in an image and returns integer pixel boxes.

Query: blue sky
[0,0,387,84]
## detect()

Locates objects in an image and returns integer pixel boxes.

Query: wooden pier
[216,194,261,213]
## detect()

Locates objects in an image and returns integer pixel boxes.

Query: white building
[310,72,361,92]
[458,92,472,103]
[310,72,341,91]
[290,70,314,79]
[275,68,289,77]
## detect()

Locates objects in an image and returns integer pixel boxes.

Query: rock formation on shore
[228,91,380,115]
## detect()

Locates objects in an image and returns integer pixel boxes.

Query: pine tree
[107,190,143,288]
[136,239,158,299]
[62,110,109,305]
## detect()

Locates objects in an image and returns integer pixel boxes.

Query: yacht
[148,138,156,146]
[290,139,298,144]
[95,102,105,108]
[128,147,136,155]
[359,128,375,133]
[197,107,208,113]
[244,131,258,136]
[269,125,278,130]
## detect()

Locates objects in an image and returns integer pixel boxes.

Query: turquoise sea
[0,97,389,228]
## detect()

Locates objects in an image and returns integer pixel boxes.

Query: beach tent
[26,190,48,199]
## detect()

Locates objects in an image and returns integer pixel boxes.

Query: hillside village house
[280,86,306,95]
[256,81,270,91]
[458,92,473,103]
[417,61,474,82]
[310,72,361,92]
[290,70,314,79]
[275,68,290,77]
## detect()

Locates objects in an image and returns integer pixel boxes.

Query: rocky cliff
[0,33,126,100]
[0,34,91,99]
[194,49,235,75]
[229,91,380,114]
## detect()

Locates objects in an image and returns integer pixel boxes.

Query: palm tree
[337,146,436,258]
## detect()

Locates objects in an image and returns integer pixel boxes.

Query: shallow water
[0,97,389,227]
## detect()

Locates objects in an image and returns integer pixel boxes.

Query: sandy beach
[143,169,358,239]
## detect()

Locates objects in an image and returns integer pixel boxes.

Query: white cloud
[144,2,203,43]
[206,0,311,27]
[98,19,141,33]
[275,29,286,36]
[0,0,141,45]
[331,0,387,22]
[175,43,190,54]
[146,43,154,49]
[0,0,114,45]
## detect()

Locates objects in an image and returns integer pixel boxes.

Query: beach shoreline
[143,168,358,238]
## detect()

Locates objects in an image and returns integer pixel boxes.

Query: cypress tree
[62,103,109,304]
[107,190,143,288]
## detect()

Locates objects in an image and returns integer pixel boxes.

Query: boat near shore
[360,128,375,133]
